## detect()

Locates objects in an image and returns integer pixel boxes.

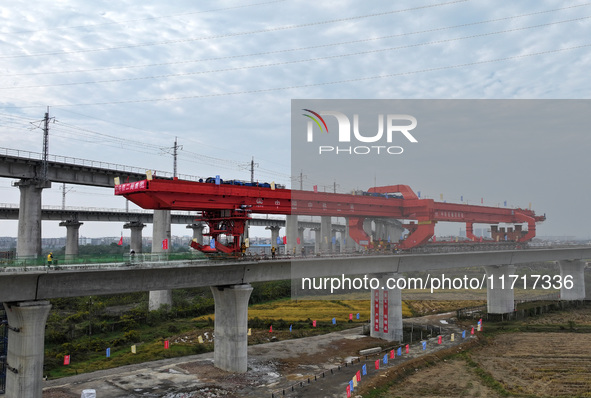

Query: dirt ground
[375,304,591,398]
[43,312,470,398]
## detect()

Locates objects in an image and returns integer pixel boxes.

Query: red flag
[438,335,442,344]
[63,355,70,365]
[162,239,169,250]
[375,359,380,369]
[356,370,361,382]
[349,313,353,320]
[471,327,475,335]
[312,320,317,327]
[346,385,351,397]
[390,349,394,359]
[164,340,170,349]
[405,344,409,354]
[296,237,301,244]
[117,235,123,246]
[282,236,287,244]
[269,325,273,333]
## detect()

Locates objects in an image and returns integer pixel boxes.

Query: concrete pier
[210,284,253,372]
[285,215,298,256]
[149,210,172,311]
[186,223,204,246]
[485,264,515,314]
[320,216,331,253]
[59,220,83,259]
[16,179,50,259]
[559,260,586,300]
[123,221,145,253]
[3,301,51,398]
[370,274,403,341]
[266,225,280,253]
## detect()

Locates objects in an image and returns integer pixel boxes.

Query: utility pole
[60,183,73,209]
[173,137,182,178]
[42,107,51,182]
[250,156,259,183]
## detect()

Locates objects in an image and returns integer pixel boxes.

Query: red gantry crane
[115,178,545,254]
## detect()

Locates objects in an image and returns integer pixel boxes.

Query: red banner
[383,290,389,333]
[373,290,380,332]
[313,320,317,327]
[390,349,394,359]
[438,335,442,344]
[164,340,170,349]
[63,355,70,365]
[346,385,351,397]
[356,370,361,382]
[375,359,380,370]
[405,344,409,354]
[162,239,169,250]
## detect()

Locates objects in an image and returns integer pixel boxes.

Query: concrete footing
[370,274,403,341]
[3,301,51,398]
[559,260,586,300]
[210,284,253,373]
[485,264,515,314]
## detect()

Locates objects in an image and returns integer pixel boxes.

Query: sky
[0,0,590,239]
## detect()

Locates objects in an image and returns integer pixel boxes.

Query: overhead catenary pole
[42,108,50,182]
[250,156,258,183]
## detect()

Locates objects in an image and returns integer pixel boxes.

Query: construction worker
[47,252,53,266]
[271,246,276,259]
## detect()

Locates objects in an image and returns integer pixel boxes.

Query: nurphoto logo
[302,109,418,155]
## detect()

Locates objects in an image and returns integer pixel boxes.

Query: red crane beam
[114,179,545,252]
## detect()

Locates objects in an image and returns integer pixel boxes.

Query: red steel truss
[115,179,545,252]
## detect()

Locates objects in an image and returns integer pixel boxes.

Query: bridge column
[123,221,145,253]
[485,264,515,314]
[15,179,50,260]
[266,225,280,254]
[59,220,83,259]
[370,274,403,341]
[285,215,298,256]
[559,260,586,300]
[186,223,205,246]
[3,301,51,398]
[331,229,337,253]
[312,227,320,254]
[386,220,404,247]
[320,216,331,253]
[298,227,305,256]
[210,284,253,373]
[150,210,172,311]
[345,218,358,252]
[338,229,345,253]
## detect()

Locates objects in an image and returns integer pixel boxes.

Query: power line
[0,0,469,59]
[5,3,588,78]
[2,0,287,35]
[36,42,591,107]
[3,14,589,91]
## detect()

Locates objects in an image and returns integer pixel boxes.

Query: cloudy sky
[0,0,590,239]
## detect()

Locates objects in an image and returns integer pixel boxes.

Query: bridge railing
[0,146,203,182]
[1,252,206,267]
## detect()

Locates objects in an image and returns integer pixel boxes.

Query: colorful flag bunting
[313,320,317,327]
[346,385,351,398]
[117,235,123,246]
[247,328,251,336]
[289,324,292,332]
[362,364,367,376]
[397,347,402,356]
[356,370,361,382]
[451,333,455,342]
[462,330,466,339]
[383,354,388,365]
[390,349,394,359]
[269,325,273,333]
[349,313,353,320]
[332,317,336,325]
